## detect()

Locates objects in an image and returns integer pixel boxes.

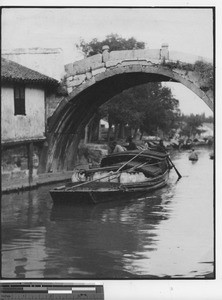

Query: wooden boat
[209,152,214,159]
[189,150,198,161]
[50,149,173,205]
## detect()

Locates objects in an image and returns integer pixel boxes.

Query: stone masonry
[63,44,213,110]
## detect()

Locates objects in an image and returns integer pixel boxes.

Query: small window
[14,86,26,115]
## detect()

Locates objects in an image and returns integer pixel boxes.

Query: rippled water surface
[1,148,214,278]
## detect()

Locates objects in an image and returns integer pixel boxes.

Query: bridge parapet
[65,45,166,78]
[108,48,160,62]
[63,44,213,111]
[64,44,170,93]
[65,44,212,77]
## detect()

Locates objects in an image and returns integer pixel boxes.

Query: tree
[99,82,180,141]
[194,60,214,91]
[77,34,145,142]
[77,33,145,57]
[179,114,204,137]
[98,87,146,140]
[139,83,180,137]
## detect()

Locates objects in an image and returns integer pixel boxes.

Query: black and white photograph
[1,2,220,299]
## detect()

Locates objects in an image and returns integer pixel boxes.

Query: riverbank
[2,142,108,194]
[2,170,73,194]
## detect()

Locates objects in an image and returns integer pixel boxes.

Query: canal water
[1,147,214,279]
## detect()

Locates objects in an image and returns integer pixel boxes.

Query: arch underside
[47,66,213,171]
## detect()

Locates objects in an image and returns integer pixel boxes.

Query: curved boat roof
[101,149,168,167]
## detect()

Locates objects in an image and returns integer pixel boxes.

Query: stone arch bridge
[47,44,213,171]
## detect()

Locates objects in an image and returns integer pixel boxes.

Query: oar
[167,155,182,180]
[127,161,147,172]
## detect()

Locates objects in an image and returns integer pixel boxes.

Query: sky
[2,7,214,116]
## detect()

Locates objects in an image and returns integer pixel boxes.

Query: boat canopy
[101,150,168,167]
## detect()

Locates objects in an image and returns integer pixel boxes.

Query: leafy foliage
[194,60,214,91]
[99,82,180,138]
[77,33,145,57]
[163,60,213,91]
[179,113,206,137]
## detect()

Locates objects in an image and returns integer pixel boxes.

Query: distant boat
[209,152,214,159]
[189,150,198,161]
[50,150,173,205]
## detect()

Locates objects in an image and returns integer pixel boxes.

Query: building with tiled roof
[1,58,59,190]
[1,57,58,87]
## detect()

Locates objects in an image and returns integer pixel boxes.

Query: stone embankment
[2,143,108,193]
[2,171,74,193]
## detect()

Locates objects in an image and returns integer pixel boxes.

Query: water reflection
[48,194,167,278]
[1,148,214,278]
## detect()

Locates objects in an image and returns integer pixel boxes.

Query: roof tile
[1,58,58,86]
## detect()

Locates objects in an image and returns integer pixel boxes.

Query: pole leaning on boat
[167,155,182,180]
[67,149,147,190]
[116,148,147,172]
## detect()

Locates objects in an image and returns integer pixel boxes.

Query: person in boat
[189,148,198,161]
[156,139,167,153]
[110,141,125,153]
[143,142,149,150]
[126,136,137,150]
[178,139,184,151]
[137,140,149,150]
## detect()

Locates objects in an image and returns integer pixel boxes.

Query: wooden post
[98,120,102,141]
[84,124,89,144]
[27,142,34,186]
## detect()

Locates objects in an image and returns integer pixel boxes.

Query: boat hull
[50,171,169,205]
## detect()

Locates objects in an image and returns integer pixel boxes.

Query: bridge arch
[47,48,213,171]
